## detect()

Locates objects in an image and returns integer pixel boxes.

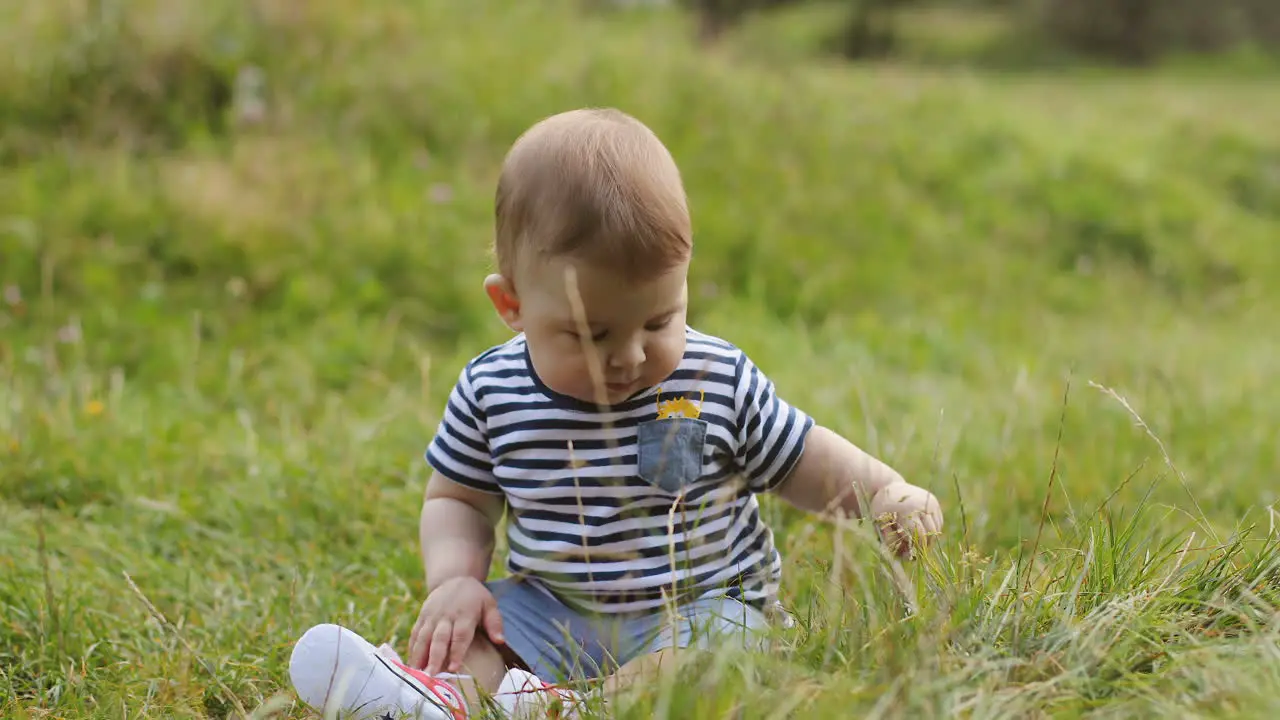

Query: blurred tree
[1037,0,1279,65]
[836,0,919,59]
[678,0,807,42]
[1242,0,1280,47]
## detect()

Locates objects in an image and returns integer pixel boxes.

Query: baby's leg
[485,578,626,683]
[601,646,680,696]
[602,596,774,697]
[484,578,632,716]
[441,633,509,706]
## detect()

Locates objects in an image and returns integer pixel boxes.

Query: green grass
[3,0,1280,717]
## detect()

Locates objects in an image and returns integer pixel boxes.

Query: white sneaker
[289,623,469,719]
[494,668,585,719]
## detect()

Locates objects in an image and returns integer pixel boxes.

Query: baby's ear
[484,274,522,331]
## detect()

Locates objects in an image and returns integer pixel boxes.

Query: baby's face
[502,255,689,406]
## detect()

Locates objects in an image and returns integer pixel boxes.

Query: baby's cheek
[556,358,601,398]
[648,336,685,377]
[546,358,582,387]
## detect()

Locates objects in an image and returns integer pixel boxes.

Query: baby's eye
[645,317,673,331]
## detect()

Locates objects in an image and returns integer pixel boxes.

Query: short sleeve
[734,352,814,494]
[424,366,502,494]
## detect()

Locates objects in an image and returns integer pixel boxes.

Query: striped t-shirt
[425,327,813,615]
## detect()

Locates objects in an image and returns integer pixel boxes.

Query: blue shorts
[485,577,771,682]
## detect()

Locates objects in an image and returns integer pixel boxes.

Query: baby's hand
[869,482,943,559]
[407,576,505,674]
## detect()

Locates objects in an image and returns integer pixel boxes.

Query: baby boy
[288,108,943,719]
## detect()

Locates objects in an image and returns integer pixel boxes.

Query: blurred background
[2,0,1279,716]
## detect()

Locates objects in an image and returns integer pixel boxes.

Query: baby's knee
[668,599,772,652]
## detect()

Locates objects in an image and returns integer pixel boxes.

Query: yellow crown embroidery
[655,387,704,420]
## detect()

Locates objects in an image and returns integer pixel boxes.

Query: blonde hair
[494,108,692,281]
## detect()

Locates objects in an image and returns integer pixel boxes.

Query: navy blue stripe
[493,416,645,431]
[706,435,734,459]
[487,412,737,436]
[512,493,742,530]
[510,506,737,550]
[425,451,499,492]
[493,436,633,455]
[486,399,573,416]
[496,450,739,473]
[675,348,737,361]
[725,521,771,569]
[460,389,485,422]
[445,398,481,431]
[511,469,746,505]
[737,358,760,438]
[470,365,534,381]
[496,475,655,491]
[685,471,752,500]
[740,403,770,467]
[446,428,489,457]
[511,494,633,510]
[502,454,634,471]
[665,368,735,385]
[504,475,746,511]
[484,388,739,421]
[472,382,541,402]
[757,415,814,491]
[496,463,742,493]
[753,406,796,475]
[428,441,492,474]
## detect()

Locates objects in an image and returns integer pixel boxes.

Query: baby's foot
[494,668,586,719]
[289,623,468,719]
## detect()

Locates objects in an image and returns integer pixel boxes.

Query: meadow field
[3,1,1280,717]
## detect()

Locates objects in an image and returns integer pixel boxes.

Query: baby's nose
[609,338,646,368]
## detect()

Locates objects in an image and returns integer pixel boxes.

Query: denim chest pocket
[636,417,708,494]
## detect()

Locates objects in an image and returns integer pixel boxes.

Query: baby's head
[483,108,692,406]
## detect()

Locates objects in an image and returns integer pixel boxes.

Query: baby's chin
[572,385,642,407]
[548,378,646,407]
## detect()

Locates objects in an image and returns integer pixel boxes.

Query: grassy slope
[2,0,1280,717]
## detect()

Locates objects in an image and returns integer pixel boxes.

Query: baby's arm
[420,471,504,592]
[729,350,941,554]
[408,472,506,672]
[774,425,903,518]
[775,426,942,556]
